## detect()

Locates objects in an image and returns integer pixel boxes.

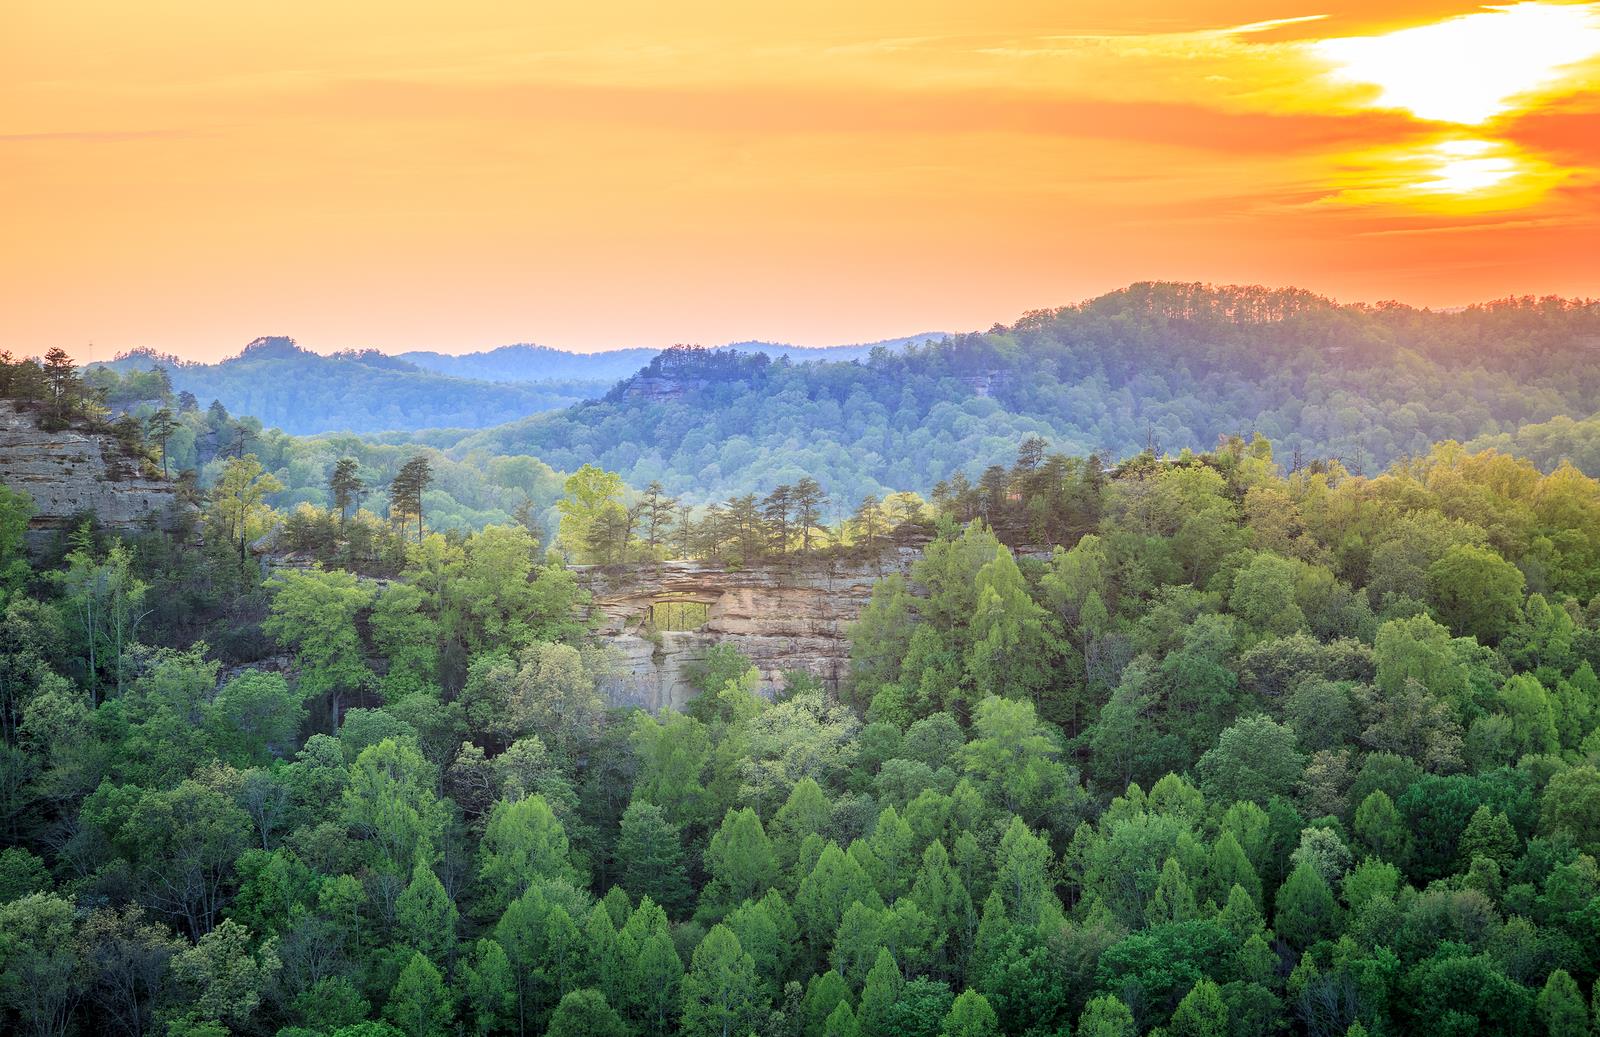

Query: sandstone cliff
[0,400,184,553]
[573,546,921,711]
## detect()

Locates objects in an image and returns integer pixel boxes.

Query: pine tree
[146,408,178,477]
[617,801,693,917]
[762,485,795,556]
[329,457,364,527]
[792,477,828,552]
[857,949,903,1035]
[391,454,434,543]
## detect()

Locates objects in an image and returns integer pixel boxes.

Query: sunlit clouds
[3,2,1600,359]
[1312,2,1600,125]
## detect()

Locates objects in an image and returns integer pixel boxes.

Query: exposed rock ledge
[573,546,922,712]
[0,400,183,554]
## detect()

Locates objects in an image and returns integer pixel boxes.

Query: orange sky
[4,1,1600,361]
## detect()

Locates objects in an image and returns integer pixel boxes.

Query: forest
[444,284,1600,506]
[90,338,609,436]
[5,335,1600,1037]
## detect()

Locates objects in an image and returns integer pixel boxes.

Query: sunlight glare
[1314,2,1600,124]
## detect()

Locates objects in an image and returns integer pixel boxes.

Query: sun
[1313,2,1600,125]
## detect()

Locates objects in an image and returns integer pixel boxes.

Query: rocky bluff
[572,545,923,712]
[0,399,183,554]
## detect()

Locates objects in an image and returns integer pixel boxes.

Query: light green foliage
[171,919,281,1030]
[1169,978,1228,1037]
[479,794,581,912]
[264,566,376,709]
[0,484,32,607]
[1077,994,1137,1037]
[547,989,630,1037]
[555,464,629,563]
[1425,544,1526,644]
[940,988,999,1037]
[385,952,451,1037]
[679,925,761,1037]
[395,861,458,965]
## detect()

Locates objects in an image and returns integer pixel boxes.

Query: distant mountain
[435,283,1600,507]
[397,334,945,384]
[94,337,611,435]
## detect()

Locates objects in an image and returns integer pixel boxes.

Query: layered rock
[0,400,183,553]
[574,546,921,712]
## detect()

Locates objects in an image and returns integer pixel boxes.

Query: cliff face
[0,400,183,553]
[573,547,921,712]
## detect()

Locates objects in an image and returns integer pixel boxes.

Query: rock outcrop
[574,546,922,712]
[0,400,184,553]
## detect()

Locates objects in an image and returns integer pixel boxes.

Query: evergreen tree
[617,801,693,917]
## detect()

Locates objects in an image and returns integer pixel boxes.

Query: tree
[548,989,629,1037]
[793,477,829,553]
[701,808,779,921]
[0,893,80,1037]
[479,794,581,913]
[146,408,178,478]
[1425,544,1525,644]
[1273,861,1338,949]
[1353,790,1409,864]
[850,496,886,555]
[940,989,999,1037]
[1169,979,1227,1037]
[460,939,515,1037]
[391,455,435,544]
[1077,994,1136,1037]
[263,567,375,729]
[84,779,251,938]
[205,670,305,765]
[1540,765,1600,856]
[617,801,693,917]
[966,547,1060,705]
[54,534,149,700]
[555,465,628,563]
[1196,715,1306,806]
[329,458,365,528]
[395,862,458,966]
[857,949,903,1035]
[680,925,761,1037]
[640,481,678,554]
[78,905,184,1037]
[170,919,280,1031]
[1535,969,1586,1037]
[41,347,79,423]
[206,454,283,564]
[385,952,451,1037]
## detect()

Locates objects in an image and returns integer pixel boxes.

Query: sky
[4,2,1600,362]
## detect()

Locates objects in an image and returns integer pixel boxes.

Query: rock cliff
[0,400,184,553]
[573,546,922,711]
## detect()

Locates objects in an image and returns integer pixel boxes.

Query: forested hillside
[445,284,1600,506]
[92,338,609,435]
[5,342,1600,1037]
[398,336,940,385]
